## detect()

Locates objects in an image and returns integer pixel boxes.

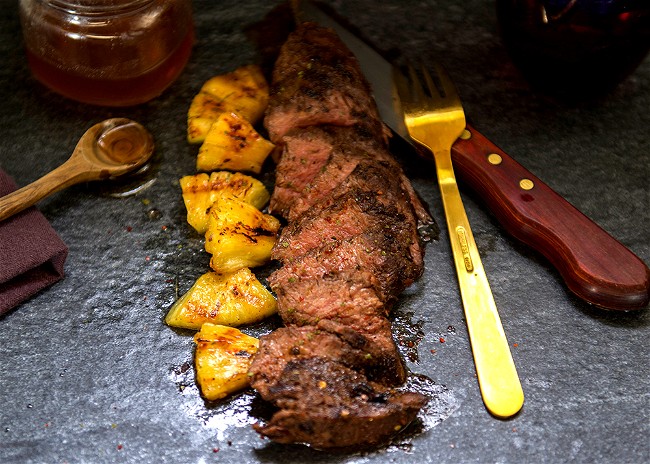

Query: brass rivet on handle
[487,153,503,165]
[460,129,472,140]
[519,179,535,190]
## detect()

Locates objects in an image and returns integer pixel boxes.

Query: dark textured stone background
[1,1,648,463]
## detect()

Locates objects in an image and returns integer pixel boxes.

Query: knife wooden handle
[451,125,650,311]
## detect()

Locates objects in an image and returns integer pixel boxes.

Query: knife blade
[296,0,650,311]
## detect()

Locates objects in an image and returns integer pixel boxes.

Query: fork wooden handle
[435,149,524,419]
[452,125,650,310]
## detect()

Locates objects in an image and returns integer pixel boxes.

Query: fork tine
[429,61,462,106]
[406,63,427,104]
[420,63,441,101]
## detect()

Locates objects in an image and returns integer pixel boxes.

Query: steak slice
[271,228,419,304]
[269,127,334,218]
[284,161,430,270]
[249,325,404,391]
[284,144,433,230]
[267,270,406,384]
[251,357,427,450]
[285,154,396,223]
[264,23,387,144]
[272,188,404,261]
[269,124,395,219]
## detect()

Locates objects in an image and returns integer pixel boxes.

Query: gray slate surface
[1,1,648,463]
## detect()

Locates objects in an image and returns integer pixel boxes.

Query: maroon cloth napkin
[0,169,68,315]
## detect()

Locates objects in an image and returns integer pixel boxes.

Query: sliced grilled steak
[264,23,387,144]
[250,22,433,450]
[251,357,426,450]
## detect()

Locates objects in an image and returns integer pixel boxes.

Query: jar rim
[46,0,155,14]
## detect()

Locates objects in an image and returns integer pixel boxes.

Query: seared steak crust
[264,23,387,144]
[250,22,433,449]
[251,357,426,450]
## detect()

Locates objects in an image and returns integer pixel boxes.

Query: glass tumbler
[19,0,194,107]
[496,0,650,99]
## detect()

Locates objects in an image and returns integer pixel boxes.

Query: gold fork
[395,63,524,418]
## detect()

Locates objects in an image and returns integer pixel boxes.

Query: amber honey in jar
[19,0,194,107]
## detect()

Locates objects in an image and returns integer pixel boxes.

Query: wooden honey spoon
[0,118,154,222]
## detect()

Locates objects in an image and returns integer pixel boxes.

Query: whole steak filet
[248,22,434,450]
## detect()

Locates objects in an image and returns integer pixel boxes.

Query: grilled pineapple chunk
[165,269,277,330]
[194,323,259,401]
[196,112,275,174]
[187,64,269,144]
[205,196,280,273]
[180,171,270,234]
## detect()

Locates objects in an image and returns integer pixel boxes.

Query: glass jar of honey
[19,0,194,107]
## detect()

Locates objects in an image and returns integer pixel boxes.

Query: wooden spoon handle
[0,157,93,222]
[452,125,650,310]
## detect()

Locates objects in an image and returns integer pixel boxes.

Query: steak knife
[296,0,649,311]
